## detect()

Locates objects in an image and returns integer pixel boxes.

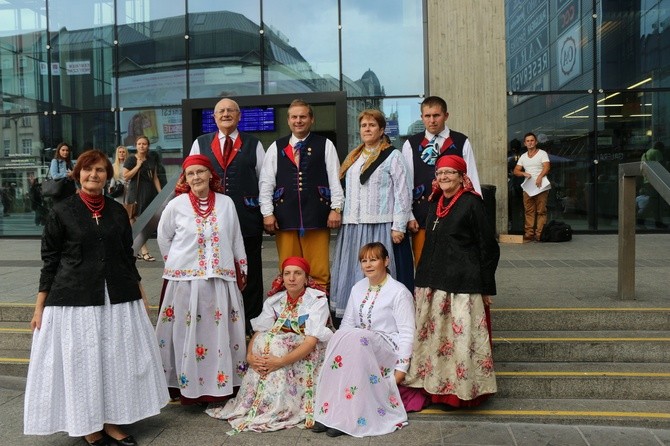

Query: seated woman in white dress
[313,242,415,437]
[206,256,333,433]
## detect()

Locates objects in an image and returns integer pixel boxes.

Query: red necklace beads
[79,190,105,225]
[432,187,466,230]
[189,190,215,218]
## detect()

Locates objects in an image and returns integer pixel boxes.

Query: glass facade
[0,0,425,236]
[506,0,670,232]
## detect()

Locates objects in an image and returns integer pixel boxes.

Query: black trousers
[242,235,264,332]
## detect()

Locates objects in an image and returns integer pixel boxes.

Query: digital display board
[200,107,276,133]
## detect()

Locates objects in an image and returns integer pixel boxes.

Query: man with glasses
[402,96,481,265]
[190,97,265,334]
[259,99,344,290]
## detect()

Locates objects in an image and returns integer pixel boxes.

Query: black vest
[408,130,467,228]
[197,131,263,237]
[273,133,332,232]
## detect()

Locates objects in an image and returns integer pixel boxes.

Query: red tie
[222,135,233,166]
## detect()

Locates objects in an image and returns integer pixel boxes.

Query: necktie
[421,135,438,165]
[294,140,304,166]
[223,135,233,166]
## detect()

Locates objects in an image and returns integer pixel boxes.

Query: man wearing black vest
[259,99,344,289]
[402,96,481,265]
[190,98,265,333]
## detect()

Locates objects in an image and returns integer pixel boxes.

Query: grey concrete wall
[426,0,508,233]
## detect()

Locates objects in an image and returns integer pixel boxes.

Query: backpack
[540,220,572,242]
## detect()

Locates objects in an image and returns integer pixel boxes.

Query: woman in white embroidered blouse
[156,154,248,407]
[206,256,333,433]
[313,242,415,438]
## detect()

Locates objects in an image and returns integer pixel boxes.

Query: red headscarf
[282,256,311,275]
[267,256,327,297]
[175,154,224,195]
[428,155,479,201]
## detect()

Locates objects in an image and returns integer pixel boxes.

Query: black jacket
[415,192,499,295]
[39,194,143,306]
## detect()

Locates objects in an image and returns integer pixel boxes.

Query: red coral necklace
[79,190,105,225]
[189,190,215,218]
[432,187,466,230]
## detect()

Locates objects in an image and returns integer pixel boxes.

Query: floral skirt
[404,288,496,405]
[24,290,169,437]
[314,328,407,437]
[206,331,325,433]
[155,278,247,400]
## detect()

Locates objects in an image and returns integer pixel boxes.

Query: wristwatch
[333,208,342,214]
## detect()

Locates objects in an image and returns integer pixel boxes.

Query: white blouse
[251,287,333,343]
[340,276,415,372]
[157,193,247,281]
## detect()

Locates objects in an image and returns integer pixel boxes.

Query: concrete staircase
[2,304,669,427]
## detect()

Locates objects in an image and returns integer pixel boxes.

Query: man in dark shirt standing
[190,98,265,333]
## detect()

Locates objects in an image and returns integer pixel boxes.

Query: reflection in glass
[188,2,261,98]
[342,0,423,97]
[263,0,340,94]
[116,0,186,108]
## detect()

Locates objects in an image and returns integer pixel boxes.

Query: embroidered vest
[408,130,467,228]
[273,133,332,232]
[196,131,263,237]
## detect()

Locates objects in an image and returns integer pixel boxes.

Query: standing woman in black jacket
[23,150,169,446]
[403,155,500,409]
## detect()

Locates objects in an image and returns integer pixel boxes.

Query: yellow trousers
[275,229,331,288]
[411,228,426,268]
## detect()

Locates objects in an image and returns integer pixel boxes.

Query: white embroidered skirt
[24,290,169,437]
[155,278,247,399]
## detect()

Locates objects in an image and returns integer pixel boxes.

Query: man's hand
[407,219,419,233]
[263,215,279,234]
[327,210,342,229]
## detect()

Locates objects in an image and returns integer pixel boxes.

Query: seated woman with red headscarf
[206,256,333,433]
[403,155,500,409]
[156,154,248,406]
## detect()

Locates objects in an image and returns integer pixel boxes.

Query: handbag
[108,180,125,198]
[41,177,75,198]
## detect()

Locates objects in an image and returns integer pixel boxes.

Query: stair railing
[618,160,670,299]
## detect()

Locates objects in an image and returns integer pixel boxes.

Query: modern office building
[0,1,667,236]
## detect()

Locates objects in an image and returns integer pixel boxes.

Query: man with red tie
[190,98,265,333]
[259,99,344,290]
[402,96,481,266]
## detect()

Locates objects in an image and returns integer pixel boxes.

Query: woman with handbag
[123,136,162,261]
[24,149,169,445]
[155,154,248,407]
[45,142,76,202]
[108,145,128,204]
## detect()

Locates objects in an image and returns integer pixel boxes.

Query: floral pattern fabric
[314,328,407,437]
[155,278,246,399]
[206,289,331,432]
[404,288,496,401]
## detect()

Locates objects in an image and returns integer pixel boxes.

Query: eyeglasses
[435,169,460,177]
[185,169,210,179]
[213,108,239,116]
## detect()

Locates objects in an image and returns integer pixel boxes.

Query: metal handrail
[131,172,178,255]
[618,161,670,299]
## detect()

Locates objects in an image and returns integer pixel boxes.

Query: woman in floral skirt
[207,256,332,433]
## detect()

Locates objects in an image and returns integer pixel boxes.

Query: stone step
[0,303,160,324]
[491,308,670,331]
[413,398,670,429]
[0,322,32,350]
[493,330,670,363]
[495,362,670,400]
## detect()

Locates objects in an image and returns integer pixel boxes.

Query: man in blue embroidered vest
[190,97,265,333]
[259,99,344,289]
[402,96,481,265]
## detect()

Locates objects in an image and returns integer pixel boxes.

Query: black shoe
[311,421,328,433]
[84,436,111,446]
[109,435,137,446]
[326,427,346,437]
